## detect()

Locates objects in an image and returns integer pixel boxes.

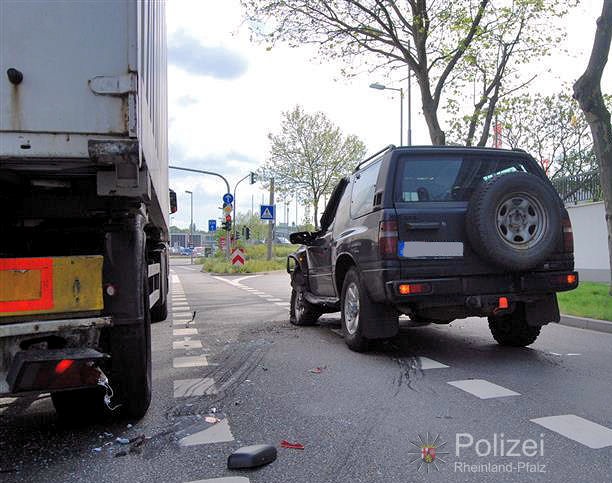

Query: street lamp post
[370,82,404,146]
[185,190,193,265]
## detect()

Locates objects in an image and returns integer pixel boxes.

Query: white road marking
[173,328,198,336]
[233,274,262,284]
[185,478,250,483]
[274,302,290,307]
[173,303,190,308]
[173,355,209,368]
[173,311,194,317]
[257,294,271,298]
[172,275,181,284]
[531,415,612,449]
[174,378,217,397]
[179,419,234,446]
[173,339,203,350]
[265,298,282,302]
[566,353,581,356]
[447,379,520,399]
[417,357,449,370]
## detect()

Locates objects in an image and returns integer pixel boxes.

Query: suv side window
[350,160,382,219]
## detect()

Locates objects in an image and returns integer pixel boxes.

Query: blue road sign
[223,193,234,204]
[208,219,217,232]
[260,204,275,220]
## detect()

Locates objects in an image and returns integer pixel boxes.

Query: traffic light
[249,172,257,185]
[223,214,232,231]
[245,227,250,240]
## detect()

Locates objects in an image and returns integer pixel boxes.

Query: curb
[558,314,612,334]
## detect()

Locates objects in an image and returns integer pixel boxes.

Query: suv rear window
[397,156,530,202]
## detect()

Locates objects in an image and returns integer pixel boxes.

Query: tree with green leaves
[493,91,610,181]
[573,0,612,294]
[243,0,574,145]
[260,105,366,229]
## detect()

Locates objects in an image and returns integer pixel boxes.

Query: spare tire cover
[466,172,561,271]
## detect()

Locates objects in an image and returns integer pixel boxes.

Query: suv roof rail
[354,144,396,172]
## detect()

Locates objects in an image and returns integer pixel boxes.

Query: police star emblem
[407,432,450,473]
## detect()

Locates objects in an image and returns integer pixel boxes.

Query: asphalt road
[1,257,611,483]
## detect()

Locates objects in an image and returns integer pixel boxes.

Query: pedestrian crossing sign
[260,204,275,220]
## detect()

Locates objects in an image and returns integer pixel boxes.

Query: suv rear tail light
[549,273,578,288]
[379,220,398,258]
[398,283,431,295]
[562,217,574,253]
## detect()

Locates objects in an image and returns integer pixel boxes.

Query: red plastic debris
[308,366,326,374]
[280,440,305,450]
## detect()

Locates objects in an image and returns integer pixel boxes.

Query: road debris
[126,423,133,429]
[116,437,130,445]
[308,366,326,374]
[205,416,220,424]
[280,440,305,450]
[227,444,277,469]
[92,447,102,452]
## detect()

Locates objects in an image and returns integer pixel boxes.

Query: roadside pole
[267,178,274,261]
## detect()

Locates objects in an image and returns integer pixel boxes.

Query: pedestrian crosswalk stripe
[173,311,193,317]
[417,357,449,369]
[172,275,180,283]
[185,478,249,483]
[447,379,520,399]
[173,339,203,350]
[531,415,612,449]
[174,378,217,397]
[274,302,290,306]
[173,328,198,336]
[179,419,234,446]
[173,355,209,368]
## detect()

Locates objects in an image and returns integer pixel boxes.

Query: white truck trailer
[0,0,172,420]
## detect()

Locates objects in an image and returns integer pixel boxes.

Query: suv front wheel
[488,310,541,347]
[290,286,321,326]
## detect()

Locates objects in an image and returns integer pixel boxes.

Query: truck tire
[341,268,398,352]
[111,262,152,419]
[488,311,541,347]
[466,172,561,271]
[289,287,321,326]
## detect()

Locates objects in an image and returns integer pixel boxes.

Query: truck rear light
[562,217,574,253]
[379,220,398,258]
[7,349,106,393]
[398,283,431,295]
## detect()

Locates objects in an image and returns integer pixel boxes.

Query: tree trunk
[313,198,319,231]
[416,73,446,145]
[573,0,612,294]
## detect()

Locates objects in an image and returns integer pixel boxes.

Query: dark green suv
[287,145,578,352]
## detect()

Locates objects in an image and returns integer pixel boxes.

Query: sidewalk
[558,314,612,334]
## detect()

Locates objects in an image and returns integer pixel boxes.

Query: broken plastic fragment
[308,366,326,374]
[92,447,102,452]
[205,416,220,424]
[116,437,130,445]
[280,440,305,450]
[227,444,277,469]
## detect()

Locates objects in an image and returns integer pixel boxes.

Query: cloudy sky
[167,0,610,231]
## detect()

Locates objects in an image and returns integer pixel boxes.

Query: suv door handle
[406,222,441,230]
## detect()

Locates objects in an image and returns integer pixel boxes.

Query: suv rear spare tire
[466,172,561,271]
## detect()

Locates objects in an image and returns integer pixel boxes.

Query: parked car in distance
[287,145,578,352]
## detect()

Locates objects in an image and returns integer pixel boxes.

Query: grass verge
[557,281,612,321]
[198,244,299,274]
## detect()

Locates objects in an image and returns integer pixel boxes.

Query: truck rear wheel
[488,310,541,347]
[110,262,152,419]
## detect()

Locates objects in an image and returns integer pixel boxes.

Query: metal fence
[552,170,602,204]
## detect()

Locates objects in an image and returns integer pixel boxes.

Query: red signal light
[225,215,231,222]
